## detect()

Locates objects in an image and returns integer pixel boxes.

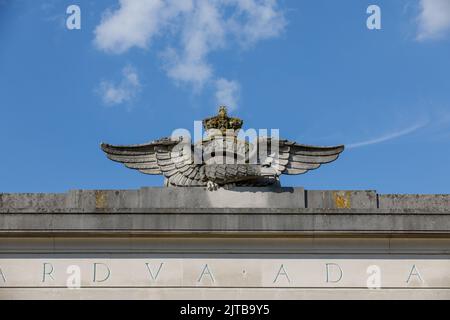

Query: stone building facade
[1,187,450,299]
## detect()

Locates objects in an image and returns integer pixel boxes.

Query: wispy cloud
[347,121,429,150]
[97,65,142,107]
[417,0,450,40]
[215,78,240,111]
[94,0,286,109]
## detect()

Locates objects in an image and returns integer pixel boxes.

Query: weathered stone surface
[1,212,450,235]
[1,187,450,300]
[306,190,377,209]
[1,187,450,213]
[379,194,450,210]
[2,288,450,300]
[0,188,450,236]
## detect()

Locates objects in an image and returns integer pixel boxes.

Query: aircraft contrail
[347,121,429,149]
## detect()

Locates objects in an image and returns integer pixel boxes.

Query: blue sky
[1,0,450,194]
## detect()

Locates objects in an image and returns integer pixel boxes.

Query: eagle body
[100,107,344,190]
[101,135,344,190]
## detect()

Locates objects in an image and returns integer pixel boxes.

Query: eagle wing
[100,138,206,187]
[258,138,344,175]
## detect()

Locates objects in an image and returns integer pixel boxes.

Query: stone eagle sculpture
[101,107,344,190]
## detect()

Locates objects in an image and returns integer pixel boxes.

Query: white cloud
[95,0,165,54]
[159,0,225,91]
[417,0,450,40]
[98,66,142,106]
[215,78,240,110]
[94,0,286,106]
[226,0,288,46]
[347,121,428,149]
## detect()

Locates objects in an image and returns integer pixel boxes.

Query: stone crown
[202,106,243,134]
